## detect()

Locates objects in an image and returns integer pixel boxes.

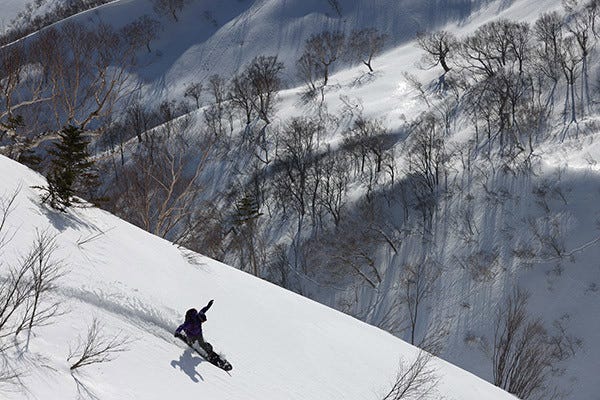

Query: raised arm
[200,299,214,314]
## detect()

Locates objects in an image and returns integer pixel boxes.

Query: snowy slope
[0,0,63,31]
[1,0,599,399]
[0,0,525,101]
[0,0,564,100]
[0,0,29,25]
[0,154,518,399]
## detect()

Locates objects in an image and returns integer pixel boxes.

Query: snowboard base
[175,333,233,372]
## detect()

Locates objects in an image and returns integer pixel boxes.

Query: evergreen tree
[44,125,97,210]
[233,192,263,276]
[235,192,261,225]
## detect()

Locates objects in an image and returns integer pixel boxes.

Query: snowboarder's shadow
[170,347,206,382]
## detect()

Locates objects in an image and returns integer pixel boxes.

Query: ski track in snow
[58,285,179,343]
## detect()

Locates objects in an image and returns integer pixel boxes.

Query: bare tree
[535,11,565,54]
[408,114,447,194]
[405,113,449,232]
[204,74,230,138]
[0,229,62,351]
[184,81,203,109]
[559,35,583,126]
[156,99,190,138]
[153,0,189,22]
[345,116,390,174]
[0,187,19,251]
[329,223,383,289]
[0,188,28,349]
[68,318,129,370]
[107,133,213,242]
[490,287,575,399]
[0,0,115,45]
[299,30,345,88]
[318,149,350,226]
[297,52,320,97]
[178,203,227,259]
[124,100,156,144]
[247,55,284,124]
[0,262,31,349]
[229,72,255,126]
[416,30,458,73]
[416,6,598,155]
[228,55,283,129]
[382,351,438,400]
[273,118,323,224]
[121,15,162,53]
[1,12,137,159]
[348,28,387,72]
[399,260,441,345]
[534,12,566,110]
[207,75,227,106]
[566,6,596,113]
[33,22,136,131]
[15,231,63,347]
[0,43,51,155]
[458,19,531,78]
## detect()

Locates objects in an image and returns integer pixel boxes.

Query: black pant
[188,334,213,355]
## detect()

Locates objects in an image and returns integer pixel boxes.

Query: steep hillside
[0,0,516,101]
[2,0,599,399]
[0,154,519,399]
[0,0,31,24]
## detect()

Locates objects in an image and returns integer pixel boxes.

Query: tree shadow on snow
[72,373,100,400]
[349,71,381,89]
[170,347,205,383]
[36,199,101,233]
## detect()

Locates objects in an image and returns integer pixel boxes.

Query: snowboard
[175,333,233,372]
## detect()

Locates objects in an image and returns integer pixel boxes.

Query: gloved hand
[208,299,214,307]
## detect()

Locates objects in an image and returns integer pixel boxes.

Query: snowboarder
[173,299,233,371]
[174,299,214,355]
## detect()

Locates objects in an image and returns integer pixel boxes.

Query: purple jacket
[175,301,213,337]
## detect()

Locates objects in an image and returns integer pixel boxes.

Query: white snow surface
[0,0,30,25]
[0,0,63,32]
[1,0,599,398]
[0,154,517,399]
[0,0,562,102]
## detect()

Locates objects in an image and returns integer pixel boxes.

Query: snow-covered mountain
[2,0,600,399]
[0,0,32,24]
[2,0,550,101]
[0,154,519,399]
